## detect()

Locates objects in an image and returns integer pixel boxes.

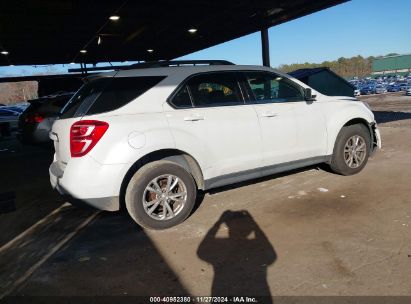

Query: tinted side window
[170,85,193,108]
[60,78,110,119]
[52,95,73,108]
[186,73,243,107]
[60,76,165,119]
[246,73,304,103]
[86,76,166,115]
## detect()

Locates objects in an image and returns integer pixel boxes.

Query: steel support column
[80,62,85,75]
[261,28,270,67]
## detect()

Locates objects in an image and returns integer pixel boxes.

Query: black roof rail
[68,60,234,73]
[126,60,235,69]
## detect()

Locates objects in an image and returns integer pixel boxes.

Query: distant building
[372,54,411,76]
[288,67,355,97]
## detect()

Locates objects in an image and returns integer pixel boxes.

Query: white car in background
[400,83,408,91]
[406,88,411,96]
[49,61,382,229]
[375,85,387,94]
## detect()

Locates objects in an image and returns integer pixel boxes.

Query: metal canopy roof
[289,67,355,88]
[288,67,331,79]
[0,0,347,66]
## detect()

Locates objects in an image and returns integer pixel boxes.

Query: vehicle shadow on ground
[197,210,276,300]
[0,138,64,247]
[13,209,277,298]
[373,111,411,124]
[192,166,320,218]
[13,212,189,296]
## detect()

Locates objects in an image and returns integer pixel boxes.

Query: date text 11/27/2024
[149,296,259,303]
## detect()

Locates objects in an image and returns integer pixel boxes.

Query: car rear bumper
[49,157,127,212]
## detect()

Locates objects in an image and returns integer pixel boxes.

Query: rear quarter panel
[85,112,175,165]
[74,73,180,165]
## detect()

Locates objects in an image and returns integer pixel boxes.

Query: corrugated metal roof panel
[373,54,411,72]
[288,67,329,79]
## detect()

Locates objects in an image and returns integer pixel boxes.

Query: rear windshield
[60,76,166,119]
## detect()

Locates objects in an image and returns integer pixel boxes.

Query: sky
[1,0,410,77]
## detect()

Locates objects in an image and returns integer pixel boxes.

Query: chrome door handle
[184,115,205,121]
[261,112,278,118]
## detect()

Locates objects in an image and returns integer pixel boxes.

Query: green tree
[276,53,397,78]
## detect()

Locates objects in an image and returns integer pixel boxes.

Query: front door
[242,71,325,168]
[164,72,262,185]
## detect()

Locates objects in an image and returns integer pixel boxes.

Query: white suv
[49,61,381,229]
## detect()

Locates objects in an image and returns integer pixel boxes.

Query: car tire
[125,160,197,230]
[330,124,371,176]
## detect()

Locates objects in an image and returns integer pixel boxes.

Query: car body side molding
[204,155,331,190]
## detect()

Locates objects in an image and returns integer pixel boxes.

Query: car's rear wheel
[330,124,371,176]
[125,160,197,229]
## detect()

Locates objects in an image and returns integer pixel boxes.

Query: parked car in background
[406,88,411,96]
[400,83,408,91]
[0,108,20,138]
[360,86,375,95]
[5,106,24,113]
[387,84,401,92]
[349,74,411,95]
[375,85,387,94]
[354,89,361,97]
[17,92,74,144]
[5,104,29,113]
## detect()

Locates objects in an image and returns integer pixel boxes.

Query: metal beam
[261,28,270,67]
[68,60,235,73]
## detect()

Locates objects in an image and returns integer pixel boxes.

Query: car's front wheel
[125,160,197,229]
[330,124,371,176]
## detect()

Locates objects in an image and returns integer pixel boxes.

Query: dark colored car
[387,84,401,92]
[5,105,26,113]
[17,92,74,144]
[0,108,20,137]
[360,86,375,95]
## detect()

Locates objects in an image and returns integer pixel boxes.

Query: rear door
[164,72,262,185]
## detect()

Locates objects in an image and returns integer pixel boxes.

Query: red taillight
[25,113,44,123]
[70,120,109,157]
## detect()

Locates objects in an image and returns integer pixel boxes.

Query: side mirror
[304,88,317,102]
